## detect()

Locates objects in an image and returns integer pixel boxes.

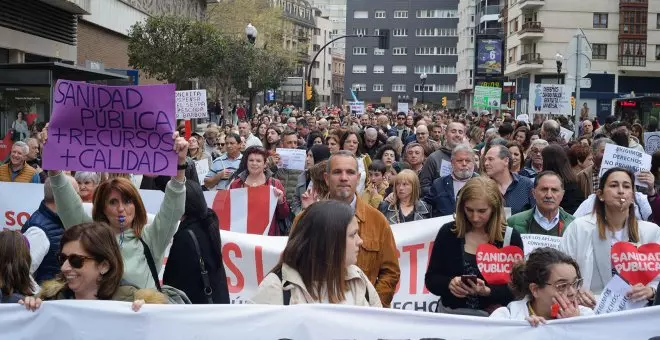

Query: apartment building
[504,0,660,120]
[345,0,460,107]
[310,10,333,106]
[308,0,348,56]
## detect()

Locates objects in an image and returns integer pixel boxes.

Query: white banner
[175,90,208,119]
[0,182,448,310]
[2,301,660,340]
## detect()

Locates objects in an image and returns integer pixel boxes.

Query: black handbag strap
[139,238,162,292]
[275,268,291,305]
[186,229,215,304]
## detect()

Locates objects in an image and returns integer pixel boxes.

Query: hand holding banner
[476,244,524,285]
[43,80,177,176]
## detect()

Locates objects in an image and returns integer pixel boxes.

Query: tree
[127,16,217,86]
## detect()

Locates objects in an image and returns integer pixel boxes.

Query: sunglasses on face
[58,253,95,269]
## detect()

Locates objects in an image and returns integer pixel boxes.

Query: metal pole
[301,66,306,112]
[574,34,581,136]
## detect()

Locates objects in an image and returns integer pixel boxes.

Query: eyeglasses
[546,278,583,293]
[58,253,96,269]
[217,143,225,147]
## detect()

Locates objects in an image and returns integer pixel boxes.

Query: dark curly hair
[510,247,581,299]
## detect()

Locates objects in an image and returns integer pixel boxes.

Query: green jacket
[51,172,185,289]
[506,208,575,236]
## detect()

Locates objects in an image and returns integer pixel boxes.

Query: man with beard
[507,171,575,236]
[428,123,444,145]
[424,144,478,216]
[576,137,614,196]
[297,151,400,307]
[419,122,466,196]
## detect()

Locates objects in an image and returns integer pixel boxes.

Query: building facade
[456,0,477,109]
[310,10,334,107]
[308,0,348,56]
[332,54,345,105]
[345,0,460,107]
[504,0,660,121]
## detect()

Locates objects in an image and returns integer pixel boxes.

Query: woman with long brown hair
[561,167,660,308]
[425,176,523,315]
[252,200,380,306]
[0,231,34,302]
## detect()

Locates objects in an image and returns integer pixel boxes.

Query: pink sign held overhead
[43,80,177,176]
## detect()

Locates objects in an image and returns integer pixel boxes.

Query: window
[592,44,607,60]
[392,65,407,74]
[374,48,385,55]
[353,47,367,55]
[392,84,406,92]
[373,65,384,73]
[393,28,408,36]
[593,13,608,28]
[414,84,436,92]
[657,13,660,29]
[415,28,456,36]
[373,84,384,92]
[656,45,660,60]
[508,47,517,64]
[620,9,647,35]
[619,39,646,66]
[394,10,408,18]
[392,47,408,55]
[413,65,455,74]
[416,9,457,18]
[352,83,367,91]
[439,46,457,55]
[313,44,320,52]
[375,10,386,18]
[416,47,436,55]
[354,11,368,18]
[437,84,456,92]
[352,65,367,73]
[312,61,320,68]
[312,78,319,86]
[354,28,368,36]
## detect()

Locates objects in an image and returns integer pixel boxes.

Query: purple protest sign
[43,80,177,176]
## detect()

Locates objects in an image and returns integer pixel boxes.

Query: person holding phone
[490,247,593,326]
[425,176,523,316]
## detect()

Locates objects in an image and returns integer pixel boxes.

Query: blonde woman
[425,176,523,315]
[378,169,431,224]
[560,167,660,308]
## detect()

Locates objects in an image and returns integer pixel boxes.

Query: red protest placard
[611,242,660,286]
[476,244,524,285]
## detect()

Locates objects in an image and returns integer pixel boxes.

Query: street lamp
[419,73,427,103]
[555,53,563,85]
[246,23,258,45]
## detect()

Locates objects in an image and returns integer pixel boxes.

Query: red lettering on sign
[222,242,244,293]
[4,211,31,227]
[403,243,425,294]
[255,245,265,284]
[394,247,401,294]
[423,241,434,294]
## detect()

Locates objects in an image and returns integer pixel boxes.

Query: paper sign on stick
[176,90,208,119]
[610,241,660,286]
[43,80,177,176]
[476,244,524,285]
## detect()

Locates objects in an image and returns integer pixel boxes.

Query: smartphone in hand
[461,275,478,285]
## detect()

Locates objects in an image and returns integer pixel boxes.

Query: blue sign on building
[266,89,276,101]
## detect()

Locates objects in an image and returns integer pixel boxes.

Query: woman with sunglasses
[491,248,593,326]
[43,127,189,290]
[20,223,167,312]
[229,146,289,235]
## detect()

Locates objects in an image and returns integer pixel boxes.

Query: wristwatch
[177,162,187,170]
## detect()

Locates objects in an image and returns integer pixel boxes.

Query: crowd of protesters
[1,103,659,327]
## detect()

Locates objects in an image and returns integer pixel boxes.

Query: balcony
[514,52,544,72]
[518,0,545,10]
[518,21,544,40]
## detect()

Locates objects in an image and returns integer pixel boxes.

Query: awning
[0,62,128,84]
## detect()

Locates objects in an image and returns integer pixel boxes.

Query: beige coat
[251,264,382,307]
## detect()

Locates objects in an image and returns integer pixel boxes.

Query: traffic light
[570,96,576,108]
[378,29,390,50]
[442,96,447,107]
[305,83,313,101]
